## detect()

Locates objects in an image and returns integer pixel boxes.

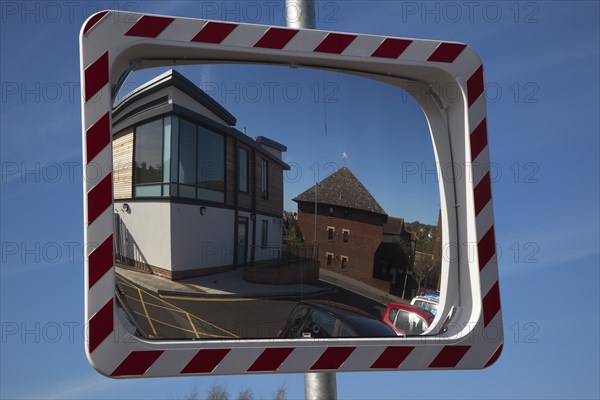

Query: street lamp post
[314,181,317,258]
[285,2,337,399]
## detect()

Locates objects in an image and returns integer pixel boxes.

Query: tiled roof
[293,167,387,215]
[383,217,404,235]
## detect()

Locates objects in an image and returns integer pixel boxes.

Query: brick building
[293,167,413,293]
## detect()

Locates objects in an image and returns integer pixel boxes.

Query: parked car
[381,303,434,336]
[277,301,397,338]
[411,295,439,315]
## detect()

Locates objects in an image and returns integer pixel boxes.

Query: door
[237,217,248,266]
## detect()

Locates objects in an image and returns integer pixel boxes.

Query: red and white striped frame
[81,11,502,378]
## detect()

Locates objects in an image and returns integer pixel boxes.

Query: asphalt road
[117,276,389,340]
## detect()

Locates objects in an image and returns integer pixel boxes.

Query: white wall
[254,214,284,262]
[115,201,282,273]
[170,203,235,270]
[114,201,172,270]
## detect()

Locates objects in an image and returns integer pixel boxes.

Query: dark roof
[254,136,287,152]
[113,69,236,126]
[111,70,290,170]
[383,217,404,235]
[293,167,387,215]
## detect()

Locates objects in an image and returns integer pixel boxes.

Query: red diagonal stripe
[483,281,501,327]
[429,346,471,368]
[191,22,237,43]
[371,346,414,369]
[86,112,110,163]
[247,348,294,372]
[87,173,112,225]
[84,51,108,102]
[474,171,492,215]
[125,15,174,38]
[467,65,484,107]
[254,28,298,49]
[111,351,164,377]
[310,347,355,370]
[470,118,488,161]
[88,235,114,289]
[371,38,412,59]
[314,33,356,54]
[88,299,113,353]
[485,344,503,368]
[83,11,108,35]
[478,226,496,271]
[427,42,467,63]
[181,349,231,374]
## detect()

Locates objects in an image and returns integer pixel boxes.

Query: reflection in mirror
[111,64,444,340]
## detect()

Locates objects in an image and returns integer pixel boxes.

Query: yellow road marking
[119,277,239,338]
[124,295,233,338]
[123,294,182,313]
[146,316,234,338]
[186,312,200,339]
[137,287,157,337]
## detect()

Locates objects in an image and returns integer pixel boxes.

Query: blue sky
[1,1,599,399]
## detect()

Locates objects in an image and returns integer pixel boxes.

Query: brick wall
[297,202,388,289]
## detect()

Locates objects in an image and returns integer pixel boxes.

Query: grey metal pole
[285,0,316,29]
[284,2,337,399]
[314,181,317,253]
[305,371,337,400]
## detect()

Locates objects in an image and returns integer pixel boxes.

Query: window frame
[326,252,334,267]
[133,117,166,197]
[342,229,350,244]
[341,255,348,270]
[327,226,335,241]
[261,159,269,200]
[238,147,249,193]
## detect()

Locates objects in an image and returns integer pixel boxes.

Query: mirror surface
[111,63,444,340]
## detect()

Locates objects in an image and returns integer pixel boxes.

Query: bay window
[133,115,225,203]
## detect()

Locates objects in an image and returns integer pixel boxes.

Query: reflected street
[117,271,395,340]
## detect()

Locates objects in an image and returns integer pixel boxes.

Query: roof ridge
[293,167,387,215]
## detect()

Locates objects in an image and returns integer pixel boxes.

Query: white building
[112,70,288,280]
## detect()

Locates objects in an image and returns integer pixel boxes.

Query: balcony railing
[249,245,319,268]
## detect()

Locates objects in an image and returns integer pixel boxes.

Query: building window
[132,114,225,202]
[341,256,348,270]
[329,207,334,216]
[178,119,197,198]
[239,147,249,192]
[326,253,333,267]
[342,229,349,244]
[261,159,269,199]
[261,220,269,248]
[134,118,164,196]
[327,227,335,241]
[197,127,224,202]
[173,118,226,202]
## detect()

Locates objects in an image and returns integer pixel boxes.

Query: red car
[381,303,434,336]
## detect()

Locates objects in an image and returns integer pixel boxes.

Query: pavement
[116,263,331,299]
[117,262,408,305]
